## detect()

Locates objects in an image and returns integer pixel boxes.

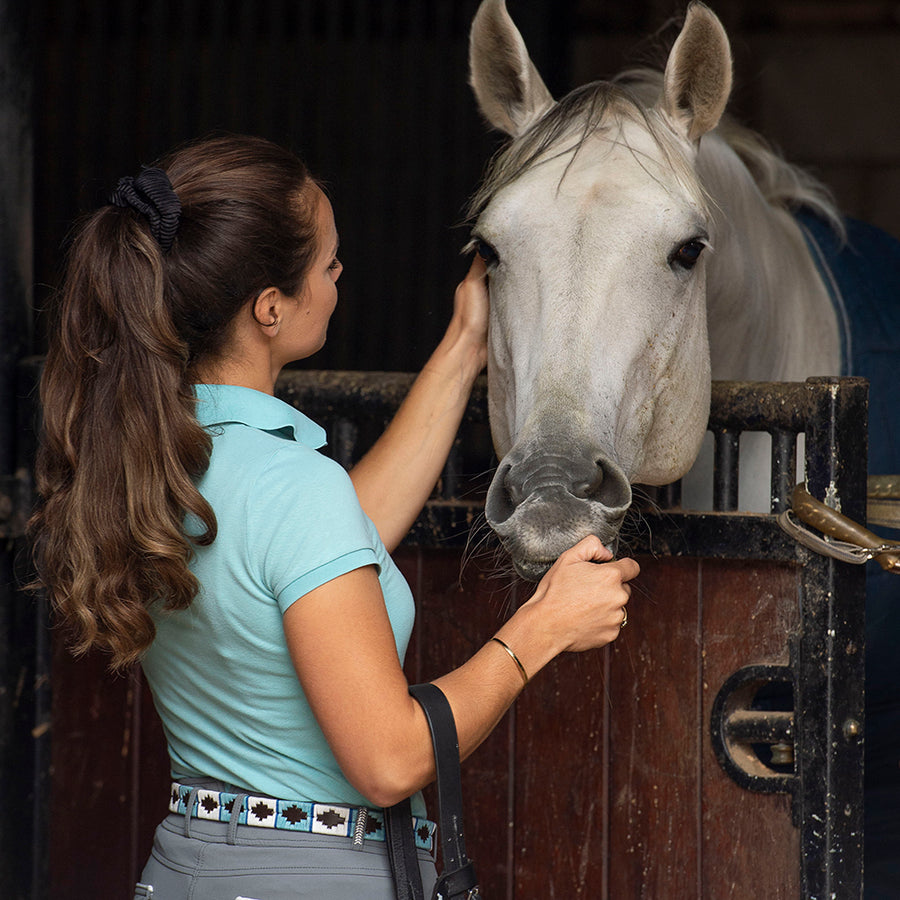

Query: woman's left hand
[451,254,489,371]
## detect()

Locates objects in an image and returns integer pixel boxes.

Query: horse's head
[469,1,732,579]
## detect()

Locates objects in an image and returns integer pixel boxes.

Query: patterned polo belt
[169,782,436,852]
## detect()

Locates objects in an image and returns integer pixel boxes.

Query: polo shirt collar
[193,383,327,449]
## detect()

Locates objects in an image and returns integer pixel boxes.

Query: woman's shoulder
[209,421,342,476]
[207,425,355,505]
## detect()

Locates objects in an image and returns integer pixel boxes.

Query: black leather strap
[409,683,479,899]
[385,796,425,900]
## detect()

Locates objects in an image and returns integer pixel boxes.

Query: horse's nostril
[485,462,517,526]
[574,470,604,500]
[505,475,524,507]
[588,458,632,511]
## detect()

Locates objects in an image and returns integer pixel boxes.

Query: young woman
[30,133,639,899]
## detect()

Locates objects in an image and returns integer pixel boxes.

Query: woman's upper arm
[281,565,430,806]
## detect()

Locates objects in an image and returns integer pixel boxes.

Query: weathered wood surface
[49,550,802,898]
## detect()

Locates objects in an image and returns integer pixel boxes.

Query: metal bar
[713,429,740,511]
[724,709,794,744]
[796,376,867,899]
[770,428,797,514]
[659,480,682,509]
[331,417,359,471]
[709,381,809,432]
[0,2,37,894]
[441,442,461,501]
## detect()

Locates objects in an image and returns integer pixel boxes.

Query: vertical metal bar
[441,441,460,500]
[332,417,359,470]
[769,429,797,514]
[713,429,740,511]
[798,376,867,899]
[0,1,36,894]
[19,360,46,900]
[659,480,682,510]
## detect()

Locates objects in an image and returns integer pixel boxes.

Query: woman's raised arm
[349,256,488,551]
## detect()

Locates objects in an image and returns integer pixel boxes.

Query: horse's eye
[475,239,499,266]
[671,240,706,270]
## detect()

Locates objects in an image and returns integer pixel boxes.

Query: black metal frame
[277,370,868,899]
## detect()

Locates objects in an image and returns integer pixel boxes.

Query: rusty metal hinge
[0,468,31,540]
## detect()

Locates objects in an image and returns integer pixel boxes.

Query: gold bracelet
[491,637,530,687]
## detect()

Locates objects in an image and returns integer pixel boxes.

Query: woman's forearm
[350,328,483,550]
[285,541,637,808]
[350,258,488,551]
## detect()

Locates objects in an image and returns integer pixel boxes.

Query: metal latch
[710,664,796,796]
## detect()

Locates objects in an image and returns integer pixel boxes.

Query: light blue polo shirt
[140,383,420,812]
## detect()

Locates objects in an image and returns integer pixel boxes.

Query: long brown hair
[30,134,321,669]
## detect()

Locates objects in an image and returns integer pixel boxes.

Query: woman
[30,133,639,899]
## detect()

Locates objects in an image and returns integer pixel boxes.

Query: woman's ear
[253,287,282,334]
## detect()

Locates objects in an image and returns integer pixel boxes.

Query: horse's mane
[616,69,843,231]
[469,67,843,235]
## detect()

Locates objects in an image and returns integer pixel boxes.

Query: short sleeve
[245,444,380,613]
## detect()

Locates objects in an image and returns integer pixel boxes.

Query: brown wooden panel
[607,557,704,899]
[134,675,173,878]
[397,547,516,896]
[49,547,807,899]
[513,649,611,896]
[700,560,801,898]
[49,642,138,898]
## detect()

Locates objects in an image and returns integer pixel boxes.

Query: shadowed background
[1,0,898,896]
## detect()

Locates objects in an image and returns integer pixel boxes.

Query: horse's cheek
[632,320,711,484]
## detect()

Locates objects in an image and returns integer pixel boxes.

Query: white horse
[467,0,851,581]
[468,5,900,885]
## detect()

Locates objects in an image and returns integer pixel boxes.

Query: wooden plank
[49,642,137,898]
[513,647,611,896]
[134,673,171,882]
[700,560,800,899]
[607,557,704,899]
[397,547,515,896]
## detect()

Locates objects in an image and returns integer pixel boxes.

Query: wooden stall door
[48,646,169,897]
[400,548,802,899]
[49,546,801,898]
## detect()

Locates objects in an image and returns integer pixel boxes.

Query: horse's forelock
[467,74,707,222]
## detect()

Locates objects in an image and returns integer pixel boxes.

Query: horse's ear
[469,0,555,137]
[660,2,732,143]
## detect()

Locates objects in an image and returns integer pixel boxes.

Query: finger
[466,254,487,280]
[564,534,614,564]
[607,557,640,582]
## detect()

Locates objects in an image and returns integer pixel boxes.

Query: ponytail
[31,210,216,669]
[30,134,320,670]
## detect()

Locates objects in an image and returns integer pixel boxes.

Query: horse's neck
[696,135,842,382]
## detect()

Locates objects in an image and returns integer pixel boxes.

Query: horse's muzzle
[485,443,632,581]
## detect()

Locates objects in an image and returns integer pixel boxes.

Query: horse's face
[469,0,732,579]
[474,125,713,577]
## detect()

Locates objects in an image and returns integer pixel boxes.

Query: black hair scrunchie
[110,166,181,253]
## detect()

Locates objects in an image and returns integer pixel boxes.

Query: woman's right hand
[510,535,640,657]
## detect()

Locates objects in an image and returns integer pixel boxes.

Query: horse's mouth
[512,556,554,583]
[511,535,621,583]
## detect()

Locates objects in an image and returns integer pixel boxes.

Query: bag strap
[385,796,425,900]
[409,683,479,899]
